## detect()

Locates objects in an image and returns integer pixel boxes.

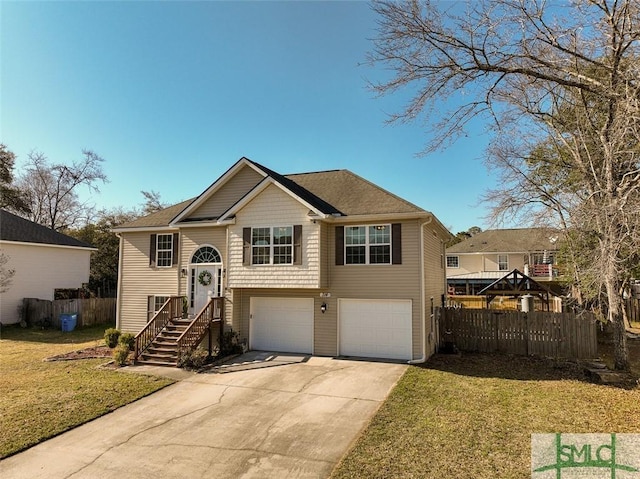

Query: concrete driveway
[0,353,406,479]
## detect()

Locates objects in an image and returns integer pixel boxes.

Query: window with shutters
[156,234,173,267]
[345,224,391,265]
[251,226,293,265]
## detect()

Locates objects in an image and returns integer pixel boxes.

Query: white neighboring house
[0,209,95,325]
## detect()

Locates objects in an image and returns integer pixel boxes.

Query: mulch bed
[45,346,113,362]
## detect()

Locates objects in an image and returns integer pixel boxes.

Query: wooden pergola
[478,269,553,311]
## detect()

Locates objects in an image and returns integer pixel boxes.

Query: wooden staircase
[137,319,191,366]
[134,296,224,368]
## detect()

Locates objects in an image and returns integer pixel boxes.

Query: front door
[191,264,222,316]
[189,245,223,318]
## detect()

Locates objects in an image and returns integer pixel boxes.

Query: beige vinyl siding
[228,184,321,288]
[230,288,334,355]
[484,253,524,272]
[117,232,180,333]
[423,226,447,356]
[328,219,423,359]
[319,222,330,289]
[0,243,91,324]
[451,254,484,276]
[188,165,264,219]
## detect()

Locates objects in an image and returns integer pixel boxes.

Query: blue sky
[2,1,494,233]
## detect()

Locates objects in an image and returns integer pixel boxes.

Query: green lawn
[0,324,174,458]
[330,353,640,479]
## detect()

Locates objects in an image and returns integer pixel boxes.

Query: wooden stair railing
[134,296,184,361]
[177,297,224,356]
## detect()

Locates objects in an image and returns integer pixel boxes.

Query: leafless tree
[0,251,15,294]
[16,150,108,231]
[140,190,168,216]
[370,0,640,369]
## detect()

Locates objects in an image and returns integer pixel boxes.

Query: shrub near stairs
[177,348,209,370]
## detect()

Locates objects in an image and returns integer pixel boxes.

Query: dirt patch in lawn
[45,345,112,361]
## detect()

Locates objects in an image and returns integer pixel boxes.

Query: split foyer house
[114,158,451,362]
[0,209,94,325]
[446,228,562,296]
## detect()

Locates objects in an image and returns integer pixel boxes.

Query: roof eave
[0,239,97,251]
[111,226,180,234]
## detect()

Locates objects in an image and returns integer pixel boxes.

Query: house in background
[114,157,451,365]
[0,209,95,324]
[446,228,562,296]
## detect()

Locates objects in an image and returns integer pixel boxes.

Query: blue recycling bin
[60,313,78,332]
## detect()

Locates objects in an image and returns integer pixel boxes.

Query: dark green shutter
[149,234,157,267]
[392,223,402,264]
[335,226,344,265]
[293,225,302,265]
[243,228,251,266]
[172,232,179,266]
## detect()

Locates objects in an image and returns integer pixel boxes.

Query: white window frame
[156,233,173,268]
[154,295,170,312]
[344,224,392,265]
[251,226,293,266]
[498,254,509,271]
[446,255,459,268]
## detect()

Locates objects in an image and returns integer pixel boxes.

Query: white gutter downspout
[115,234,124,330]
[408,216,433,365]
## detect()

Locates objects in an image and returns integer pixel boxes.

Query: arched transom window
[191,246,221,264]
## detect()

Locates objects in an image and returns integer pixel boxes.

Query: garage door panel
[339,299,412,360]
[250,297,313,354]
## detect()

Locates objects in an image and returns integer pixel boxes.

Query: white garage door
[250,297,314,354]
[339,299,413,360]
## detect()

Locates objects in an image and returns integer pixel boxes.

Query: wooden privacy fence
[626,298,640,324]
[446,295,563,312]
[22,298,117,328]
[437,307,598,359]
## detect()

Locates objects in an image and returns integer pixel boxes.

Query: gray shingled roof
[115,198,195,229]
[116,161,428,230]
[285,169,425,216]
[446,228,562,254]
[0,209,94,248]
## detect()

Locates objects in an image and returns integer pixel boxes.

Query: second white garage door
[250,297,314,354]
[339,299,413,360]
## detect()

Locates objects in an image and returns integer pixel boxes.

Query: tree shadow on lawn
[420,352,594,383]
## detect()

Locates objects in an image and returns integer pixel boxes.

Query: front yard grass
[330,353,640,479]
[0,324,174,458]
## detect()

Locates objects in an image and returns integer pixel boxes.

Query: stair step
[148,344,178,352]
[159,330,183,337]
[141,351,178,361]
[146,349,178,358]
[137,358,177,367]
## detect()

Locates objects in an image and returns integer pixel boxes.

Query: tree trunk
[604,271,629,370]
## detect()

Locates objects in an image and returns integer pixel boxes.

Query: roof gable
[171,158,268,224]
[0,210,94,249]
[183,163,265,222]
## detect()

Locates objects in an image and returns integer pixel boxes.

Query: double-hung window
[345,224,391,265]
[498,254,509,271]
[252,226,293,265]
[156,234,173,267]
